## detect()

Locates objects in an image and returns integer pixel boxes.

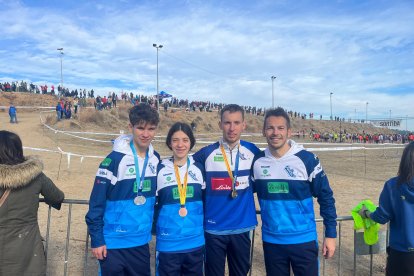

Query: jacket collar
[0,157,43,189]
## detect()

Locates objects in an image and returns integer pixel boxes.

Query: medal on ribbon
[220,144,240,199]
[175,158,190,217]
[130,141,149,206]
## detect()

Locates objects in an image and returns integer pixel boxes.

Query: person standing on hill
[8,104,17,123]
[359,141,414,276]
[85,103,161,276]
[112,92,117,108]
[56,102,62,121]
[193,104,260,276]
[251,107,337,276]
[73,98,79,114]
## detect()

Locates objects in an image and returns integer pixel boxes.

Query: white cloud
[0,0,413,130]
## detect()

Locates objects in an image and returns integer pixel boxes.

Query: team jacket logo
[284,166,296,177]
[188,170,199,181]
[95,179,106,185]
[261,168,271,177]
[101,158,112,167]
[148,163,156,174]
[125,167,135,176]
[267,182,289,193]
[165,176,174,183]
[214,154,224,162]
[98,169,108,176]
[239,152,247,160]
[211,177,232,190]
[172,186,194,199]
[133,180,151,192]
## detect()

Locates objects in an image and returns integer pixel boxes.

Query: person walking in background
[155,122,205,276]
[8,104,17,123]
[359,141,414,276]
[56,101,62,121]
[73,97,79,114]
[193,104,260,276]
[85,103,161,276]
[251,107,337,276]
[0,130,65,275]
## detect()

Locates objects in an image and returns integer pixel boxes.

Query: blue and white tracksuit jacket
[370,177,414,252]
[85,134,160,249]
[192,139,260,233]
[251,140,337,244]
[156,156,205,252]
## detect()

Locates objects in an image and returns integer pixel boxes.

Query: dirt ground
[1,109,404,276]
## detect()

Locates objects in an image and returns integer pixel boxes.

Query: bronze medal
[178,207,188,217]
[231,189,238,199]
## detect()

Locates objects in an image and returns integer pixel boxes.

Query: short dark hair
[220,104,244,121]
[166,122,196,150]
[397,141,414,186]
[0,130,26,165]
[263,107,291,130]
[129,103,160,126]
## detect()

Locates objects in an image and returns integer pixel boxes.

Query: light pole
[365,102,369,123]
[354,108,357,123]
[153,43,163,111]
[406,115,408,132]
[57,48,64,92]
[389,110,391,120]
[330,92,333,120]
[271,76,276,108]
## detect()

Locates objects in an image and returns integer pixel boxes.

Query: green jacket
[0,157,64,276]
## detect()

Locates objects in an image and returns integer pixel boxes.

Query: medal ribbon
[130,141,149,197]
[174,158,190,207]
[220,144,240,192]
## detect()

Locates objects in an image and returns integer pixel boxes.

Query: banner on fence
[371,119,402,127]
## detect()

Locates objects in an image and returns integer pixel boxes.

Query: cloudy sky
[1,0,413,130]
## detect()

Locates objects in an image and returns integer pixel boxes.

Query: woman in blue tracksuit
[156,122,205,276]
[360,141,414,276]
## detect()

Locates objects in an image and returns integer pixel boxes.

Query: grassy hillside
[1,92,394,135]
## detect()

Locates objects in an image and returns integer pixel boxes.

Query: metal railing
[40,199,386,276]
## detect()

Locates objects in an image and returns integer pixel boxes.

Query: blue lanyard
[130,141,149,196]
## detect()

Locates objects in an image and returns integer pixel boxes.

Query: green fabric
[351,200,380,245]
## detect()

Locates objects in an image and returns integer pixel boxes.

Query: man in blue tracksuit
[193,104,260,276]
[85,104,160,276]
[251,107,337,276]
[9,104,17,123]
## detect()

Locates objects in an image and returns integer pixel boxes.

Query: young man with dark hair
[251,107,337,276]
[193,104,260,276]
[86,103,161,276]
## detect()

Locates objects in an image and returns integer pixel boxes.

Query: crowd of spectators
[94,93,118,110]
[118,92,267,116]
[2,80,413,141]
[308,130,414,144]
[55,99,78,121]
[0,80,95,99]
